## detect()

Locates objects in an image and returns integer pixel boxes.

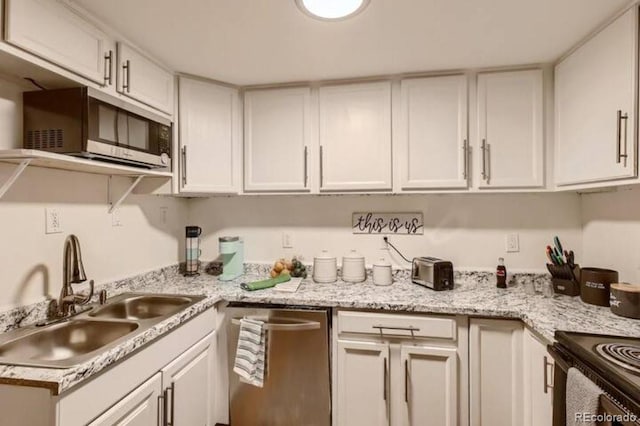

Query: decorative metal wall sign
[352,212,424,235]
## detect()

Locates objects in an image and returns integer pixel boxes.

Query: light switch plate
[111,209,123,227]
[45,208,63,234]
[506,233,520,253]
[282,231,294,248]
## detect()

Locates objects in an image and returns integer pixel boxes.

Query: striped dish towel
[233,318,268,388]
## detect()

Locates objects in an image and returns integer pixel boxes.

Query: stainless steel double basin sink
[0,293,206,369]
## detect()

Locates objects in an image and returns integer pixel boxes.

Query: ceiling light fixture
[295,0,370,21]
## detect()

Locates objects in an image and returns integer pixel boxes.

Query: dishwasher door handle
[231,316,321,331]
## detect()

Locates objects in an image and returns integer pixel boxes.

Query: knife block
[546,263,581,296]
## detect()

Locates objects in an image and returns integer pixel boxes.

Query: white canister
[342,250,366,283]
[372,258,393,286]
[313,250,337,283]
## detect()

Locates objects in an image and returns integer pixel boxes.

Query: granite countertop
[1,264,639,395]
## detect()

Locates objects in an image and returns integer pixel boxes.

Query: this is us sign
[352,212,424,235]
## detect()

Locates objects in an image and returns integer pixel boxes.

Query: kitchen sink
[89,294,194,320]
[0,320,138,364]
[0,292,206,368]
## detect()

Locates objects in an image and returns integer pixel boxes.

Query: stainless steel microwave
[23,87,171,169]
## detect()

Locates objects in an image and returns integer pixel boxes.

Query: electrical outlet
[45,208,63,234]
[282,231,294,248]
[506,233,520,253]
[111,209,123,227]
[160,206,169,226]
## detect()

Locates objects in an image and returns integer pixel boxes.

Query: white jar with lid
[372,258,393,286]
[313,250,337,283]
[342,250,366,283]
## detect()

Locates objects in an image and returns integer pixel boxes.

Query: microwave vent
[26,129,63,150]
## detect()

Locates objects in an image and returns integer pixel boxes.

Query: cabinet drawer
[337,311,456,340]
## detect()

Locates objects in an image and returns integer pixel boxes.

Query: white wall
[582,185,640,282]
[189,193,582,272]
[0,77,187,310]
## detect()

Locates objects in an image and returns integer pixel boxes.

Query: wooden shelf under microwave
[0,149,173,178]
[0,149,172,210]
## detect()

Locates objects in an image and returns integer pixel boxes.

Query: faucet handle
[99,289,108,305]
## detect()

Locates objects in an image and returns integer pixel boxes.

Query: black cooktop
[555,330,640,403]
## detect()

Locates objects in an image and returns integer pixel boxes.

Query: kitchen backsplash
[189,193,582,272]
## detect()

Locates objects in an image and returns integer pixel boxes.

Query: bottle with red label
[496,257,507,288]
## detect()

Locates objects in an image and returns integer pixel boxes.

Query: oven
[549,331,640,426]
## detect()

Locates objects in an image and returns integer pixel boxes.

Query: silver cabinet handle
[122,60,131,92]
[543,355,554,394]
[404,359,409,403]
[181,146,187,186]
[103,50,113,86]
[166,384,175,426]
[157,393,165,426]
[304,146,308,187]
[383,357,388,401]
[616,110,629,165]
[463,139,469,180]
[162,388,169,426]
[481,139,489,182]
[372,325,420,339]
[319,145,324,188]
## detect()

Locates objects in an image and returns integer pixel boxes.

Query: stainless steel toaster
[412,257,454,291]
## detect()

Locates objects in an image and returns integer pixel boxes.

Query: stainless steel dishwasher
[226,303,331,426]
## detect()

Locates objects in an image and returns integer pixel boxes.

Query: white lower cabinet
[469,318,524,426]
[334,311,468,426]
[161,330,216,425]
[336,340,390,426]
[92,330,216,426]
[523,329,554,426]
[88,373,162,426]
[401,345,458,426]
[0,307,217,426]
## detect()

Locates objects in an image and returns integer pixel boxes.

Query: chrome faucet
[57,235,94,317]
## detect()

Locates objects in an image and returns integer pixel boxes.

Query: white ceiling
[74,0,631,85]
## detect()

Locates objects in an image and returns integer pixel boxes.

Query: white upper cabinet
[555,7,638,186]
[476,70,544,188]
[117,42,174,114]
[319,82,392,191]
[399,75,469,189]
[4,0,114,86]
[244,87,311,192]
[178,77,239,194]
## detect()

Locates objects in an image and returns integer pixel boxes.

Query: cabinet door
[244,87,311,192]
[117,42,174,114]
[477,70,544,188]
[336,340,389,426]
[161,331,216,426]
[469,319,524,426]
[400,345,458,426]
[400,75,469,189]
[89,373,162,426]
[555,7,638,186]
[523,330,553,426]
[178,77,239,193]
[5,0,113,86]
[319,82,392,191]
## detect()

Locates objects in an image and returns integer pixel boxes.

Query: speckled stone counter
[0,263,639,395]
